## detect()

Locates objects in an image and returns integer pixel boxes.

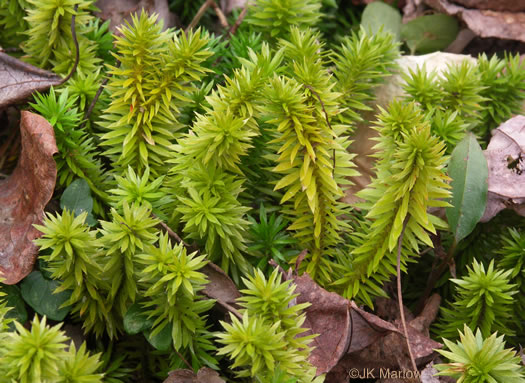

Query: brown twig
[228,3,249,36]
[58,4,79,85]
[185,0,229,33]
[416,238,457,315]
[153,213,188,247]
[174,348,193,370]
[211,4,250,68]
[79,60,120,130]
[396,219,418,375]
[0,47,22,53]
[210,0,229,29]
[202,290,243,320]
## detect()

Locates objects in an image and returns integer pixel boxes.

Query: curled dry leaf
[0,111,58,284]
[164,367,225,383]
[0,52,62,109]
[425,0,525,42]
[482,115,525,221]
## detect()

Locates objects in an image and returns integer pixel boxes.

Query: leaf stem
[397,218,418,374]
[58,4,79,85]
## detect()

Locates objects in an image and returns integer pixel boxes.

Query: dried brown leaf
[0,111,57,284]
[0,53,62,109]
[219,0,246,13]
[294,274,352,375]
[481,115,525,221]
[452,0,525,12]
[425,0,525,42]
[325,296,441,382]
[95,0,176,31]
[202,262,241,313]
[164,368,225,383]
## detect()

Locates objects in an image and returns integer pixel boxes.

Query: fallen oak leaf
[0,52,62,109]
[0,111,57,284]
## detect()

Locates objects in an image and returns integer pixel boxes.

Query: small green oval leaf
[361,2,402,41]
[0,284,28,324]
[60,178,96,226]
[123,302,154,335]
[20,271,71,321]
[145,324,172,351]
[446,133,488,243]
[401,14,459,54]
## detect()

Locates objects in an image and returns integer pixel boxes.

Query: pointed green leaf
[446,133,488,243]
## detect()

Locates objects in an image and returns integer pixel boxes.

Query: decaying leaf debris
[0,111,57,284]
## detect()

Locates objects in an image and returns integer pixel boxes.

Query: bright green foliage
[30,88,110,209]
[175,165,251,282]
[402,66,442,112]
[99,203,159,319]
[109,166,172,221]
[436,260,517,340]
[332,27,399,130]
[498,228,525,317]
[1,316,104,383]
[0,0,28,47]
[34,210,118,339]
[0,284,12,376]
[82,18,114,63]
[370,100,427,165]
[402,62,484,150]
[57,343,103,383]
[335,107,451,307]
[218,269,320,382]
[170,44,284,282]
[23,0,100,74]
[177,80,213,127]
[435,325,524,383]
[247,204,298,271]
[176,108,257,174]
[477,53,525,137]
[52,35,102,76]
[62,71,109,132]
[217,313,321,382]
[239,269,314,353]
[171,45,284,275]
[262,27,358,285]
[137,233,215,365]
[99,12,212,175]
[2,316,68,383]
[64,71,103,113]
[440,61,484,121]
[211,30,264,79]
[246,0,322,38]
[427,109,468,153]
[217,313,290,378]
